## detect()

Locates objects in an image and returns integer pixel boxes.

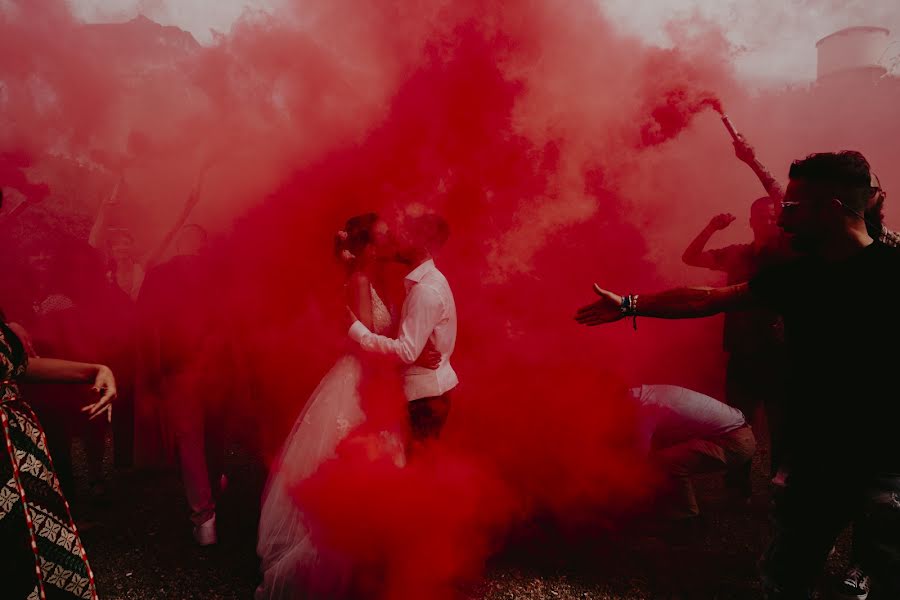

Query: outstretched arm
[575,282,755,326]
[23,359,117,420]
[349,285,442,365]
[733,135,784,200]
[683,213,735,268]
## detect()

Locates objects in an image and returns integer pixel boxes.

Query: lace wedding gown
[256,286,401,600]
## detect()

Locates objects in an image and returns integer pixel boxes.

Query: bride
[255,213,437,600]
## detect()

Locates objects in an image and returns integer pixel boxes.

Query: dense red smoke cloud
[640,88,722,146]
[4,0,900,598]
[0,151,50,203]
[222,2,733,597]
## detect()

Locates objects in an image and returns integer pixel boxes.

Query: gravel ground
[70,439,857,600]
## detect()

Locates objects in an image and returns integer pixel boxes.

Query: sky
[67,0,900,87]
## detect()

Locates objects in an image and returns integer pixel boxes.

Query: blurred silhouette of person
[681,134,794,496]
[20,235,112,513]
[0,187,118,600]
[89,170,209,301]
[138,224,230,545]
[682,198,786,496]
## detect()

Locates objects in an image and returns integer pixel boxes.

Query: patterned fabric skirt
[1,399,98,600]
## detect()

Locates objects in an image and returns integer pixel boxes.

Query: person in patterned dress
[1,319,117,600]
[1,184,118,600]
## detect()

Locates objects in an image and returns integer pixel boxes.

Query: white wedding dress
[256,287,402,600]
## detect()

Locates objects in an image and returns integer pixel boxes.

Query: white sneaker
[771,468,789,488]
[835,566,870,600]
[193,515,217,546]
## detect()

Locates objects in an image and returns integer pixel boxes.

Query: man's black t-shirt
[750,242,900,473]
[708,243,785,354]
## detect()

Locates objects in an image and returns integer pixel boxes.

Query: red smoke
[222,3,725,597]
[4,0,900,598]
[640,88,723,146]
[0,151,50,204]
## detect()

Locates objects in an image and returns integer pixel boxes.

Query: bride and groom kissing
[256,211,459,599]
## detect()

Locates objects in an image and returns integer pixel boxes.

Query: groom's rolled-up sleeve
[348,284,443,364]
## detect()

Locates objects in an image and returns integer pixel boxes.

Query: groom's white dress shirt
[348,259,458,401]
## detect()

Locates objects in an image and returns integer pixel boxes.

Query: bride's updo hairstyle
[334,212,379,266]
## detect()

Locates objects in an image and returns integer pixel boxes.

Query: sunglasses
[780,197,831,210]
[782,198,869,223]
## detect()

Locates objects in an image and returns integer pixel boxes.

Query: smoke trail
[640,88,722,146]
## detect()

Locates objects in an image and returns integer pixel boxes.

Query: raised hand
[415,339,441,370]
[343,306,358,331]
[708,213,736,231]
[82,365,117,422]
[575,284,624,327]
[733,134,756,165]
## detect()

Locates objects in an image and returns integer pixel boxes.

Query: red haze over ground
[3,0,900,597]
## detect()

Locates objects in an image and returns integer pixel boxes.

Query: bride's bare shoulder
[346,270,371,288]
[345,271,374,307]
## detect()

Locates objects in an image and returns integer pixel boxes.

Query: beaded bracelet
[621,294,639,330]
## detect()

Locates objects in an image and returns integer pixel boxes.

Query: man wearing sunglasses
[724,138,897,600]
[576,151,900,600]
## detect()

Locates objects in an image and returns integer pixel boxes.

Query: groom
[347,213,458,446]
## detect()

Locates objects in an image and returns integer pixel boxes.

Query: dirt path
[73,442,851,599]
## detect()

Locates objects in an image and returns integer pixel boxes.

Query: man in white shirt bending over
[347,213,458,448]
[631,384,756,520]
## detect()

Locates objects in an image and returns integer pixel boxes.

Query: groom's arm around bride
[347,214,459,445]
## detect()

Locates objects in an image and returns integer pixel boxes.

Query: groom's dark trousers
[408,393,451,443]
